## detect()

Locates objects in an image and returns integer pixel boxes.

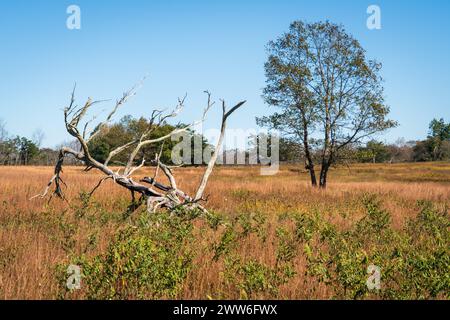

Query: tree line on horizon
[0,116,449,166]
[0,116,209,167]
[249,117,450,165]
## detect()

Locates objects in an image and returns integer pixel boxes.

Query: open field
[0,163,449,300]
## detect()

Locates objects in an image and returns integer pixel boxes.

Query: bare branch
[123,94,213,175]
[127,157,146,177]
[88,176,112,198]
[194,99,246,201]
[34,82,245,218]
[87,78,145,142]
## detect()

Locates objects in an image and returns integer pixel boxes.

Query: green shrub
[59,211,194,299]
[55,195,448,300]
[301,196,449,300]
[223,255,295,299]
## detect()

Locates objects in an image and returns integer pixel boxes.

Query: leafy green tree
[413,118,450,162]
[429,118,450,141]
[258,21,397,188]
[428,118,450,161]
[358,140,391,163]
[413,140,433,162]
[0,136,40,165]
[89,140,111,163]
[18,137,40,165]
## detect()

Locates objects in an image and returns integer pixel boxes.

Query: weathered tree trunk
[319,162,329,188]
[319,160,331,189]
[33,85,245,217]
[303,138,317,187]
[305,157,317,187]
[301,114,317,187]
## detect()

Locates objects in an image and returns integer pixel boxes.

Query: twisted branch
[33,81,245,217]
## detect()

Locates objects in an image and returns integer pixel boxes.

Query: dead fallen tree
[32,82,245,216]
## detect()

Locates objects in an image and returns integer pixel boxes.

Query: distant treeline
[0,116,208,166]
[357,118,450,163]
[259,118,450,164]
[0,117,449,166]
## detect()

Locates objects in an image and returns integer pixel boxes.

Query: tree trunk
[301,117,317,187]
[306,160,317,187]
[319,163,329,188]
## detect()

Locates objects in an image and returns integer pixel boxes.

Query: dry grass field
[0,163,449,300]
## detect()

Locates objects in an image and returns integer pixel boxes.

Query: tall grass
[0,163,449,299]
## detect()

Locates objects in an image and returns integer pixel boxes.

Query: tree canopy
[88,115,209,165]
[413,118,450,162]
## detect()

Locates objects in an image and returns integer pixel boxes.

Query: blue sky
[0,0,449,147]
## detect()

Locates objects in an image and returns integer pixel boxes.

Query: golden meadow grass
[0,163,449,299]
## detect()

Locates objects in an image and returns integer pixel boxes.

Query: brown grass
[0,162,449,299]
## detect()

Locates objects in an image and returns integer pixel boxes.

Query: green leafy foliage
[59,211,194,299]
[413,118,450,162]
[301,196,449,299]
[0,136,40,165]
[52,194,448,300]
[223,256,295,299]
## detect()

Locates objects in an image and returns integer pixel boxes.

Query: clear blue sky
[0,0,449,148]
